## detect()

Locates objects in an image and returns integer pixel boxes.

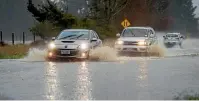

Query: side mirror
[52,37,56,40]
[180,36,184,39]
[91,38,97,42]
[116,33,120,37]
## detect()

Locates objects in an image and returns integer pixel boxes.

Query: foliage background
[27,0,199,39]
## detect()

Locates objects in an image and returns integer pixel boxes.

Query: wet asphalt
[0,55,199,100]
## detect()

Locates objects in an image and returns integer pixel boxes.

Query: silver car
[47,29,102,60]
[163,33,184,48]
[115,27,158,54]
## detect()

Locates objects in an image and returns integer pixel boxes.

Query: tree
[89,0,129,24]
[113,0,198,34]
[29,21,61,39]
[27,0,76,29]
[167,0,198,34]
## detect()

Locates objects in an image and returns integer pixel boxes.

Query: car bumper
[115,45,149,53]
[164,40,180,43]
[47,49,89,59]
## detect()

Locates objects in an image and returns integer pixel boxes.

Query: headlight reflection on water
[75,62,93,100]
[45,62,62,100]
[136,58,149,99]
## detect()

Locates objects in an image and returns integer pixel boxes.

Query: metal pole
[33,33,36,42]
[12,33,14,45]
[0,31,2,42]
[23,32,25,44]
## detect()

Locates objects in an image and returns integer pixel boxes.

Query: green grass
[0,53,27,59]
[0,44,29,59]
[174,91,199,100]
[174,95,199,100]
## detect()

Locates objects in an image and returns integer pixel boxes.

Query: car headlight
[48,42,56,49]
[138,41,147,46]
[116,40,123,45]
[79,43,88,50]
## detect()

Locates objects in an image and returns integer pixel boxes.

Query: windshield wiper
[58,35,77,40]
[129,30,135,37]
[69,34,84,40]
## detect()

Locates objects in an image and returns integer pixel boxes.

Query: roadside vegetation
[27,0,122,40]
[27,0,198,39]
[0,40,46,59]
[174,95,199,100]
[173,91,199,100]
[0,44,30,59]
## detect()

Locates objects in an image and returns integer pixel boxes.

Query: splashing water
[89,46,118,61]
[22,36,199,62]
[22,43,165,62]
[148,45,166,57]
[23,46,119,62]
[23,48,47,61]
[156,32,199,57]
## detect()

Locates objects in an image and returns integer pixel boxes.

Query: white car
[47,29,102,60]
[163,33,184,48]
[115,27,158,54]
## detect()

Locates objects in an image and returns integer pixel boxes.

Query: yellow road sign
[121,19,131,28]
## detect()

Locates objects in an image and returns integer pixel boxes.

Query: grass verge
[0,44,30,59]
[174,94,199,100]
[173,90,199,100]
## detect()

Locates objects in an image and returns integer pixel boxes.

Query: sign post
[121,18,131,28]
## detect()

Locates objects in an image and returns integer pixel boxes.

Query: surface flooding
[22,32,199,62]
[0,32,199,100]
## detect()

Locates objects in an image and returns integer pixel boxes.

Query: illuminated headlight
[116,40,123,45]
[48,42,56,49]
[79,43,88,50]
[138,41,147,46]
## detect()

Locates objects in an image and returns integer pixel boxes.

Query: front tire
[46,57,55,62]
[179,42,183,48]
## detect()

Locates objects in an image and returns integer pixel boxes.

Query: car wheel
[46,57,55,62]
[179,42,183,48]
[86,51,90,60]
[146,47,151,56]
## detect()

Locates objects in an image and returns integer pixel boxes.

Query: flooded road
[0,55,199,100]
[1,33,199,100]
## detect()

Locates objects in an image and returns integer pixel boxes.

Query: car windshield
[121,29,148,37]
[166,34,178,37]
[57,31,89,40]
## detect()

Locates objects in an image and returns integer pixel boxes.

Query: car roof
[62,29,91,32]
[125,27,154,30]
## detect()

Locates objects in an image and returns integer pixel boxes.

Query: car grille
[54,49,78,56]
[123,41,138,45]
[123,48,137,51]
[61,41,75,43]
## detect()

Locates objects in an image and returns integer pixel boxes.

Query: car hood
[53,39,90,45]
[117,37,148,41]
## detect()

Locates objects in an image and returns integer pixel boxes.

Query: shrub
[72,18,118,40]
[0,41,8,47]
[174,91,199,100]
[29,21,61,39]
